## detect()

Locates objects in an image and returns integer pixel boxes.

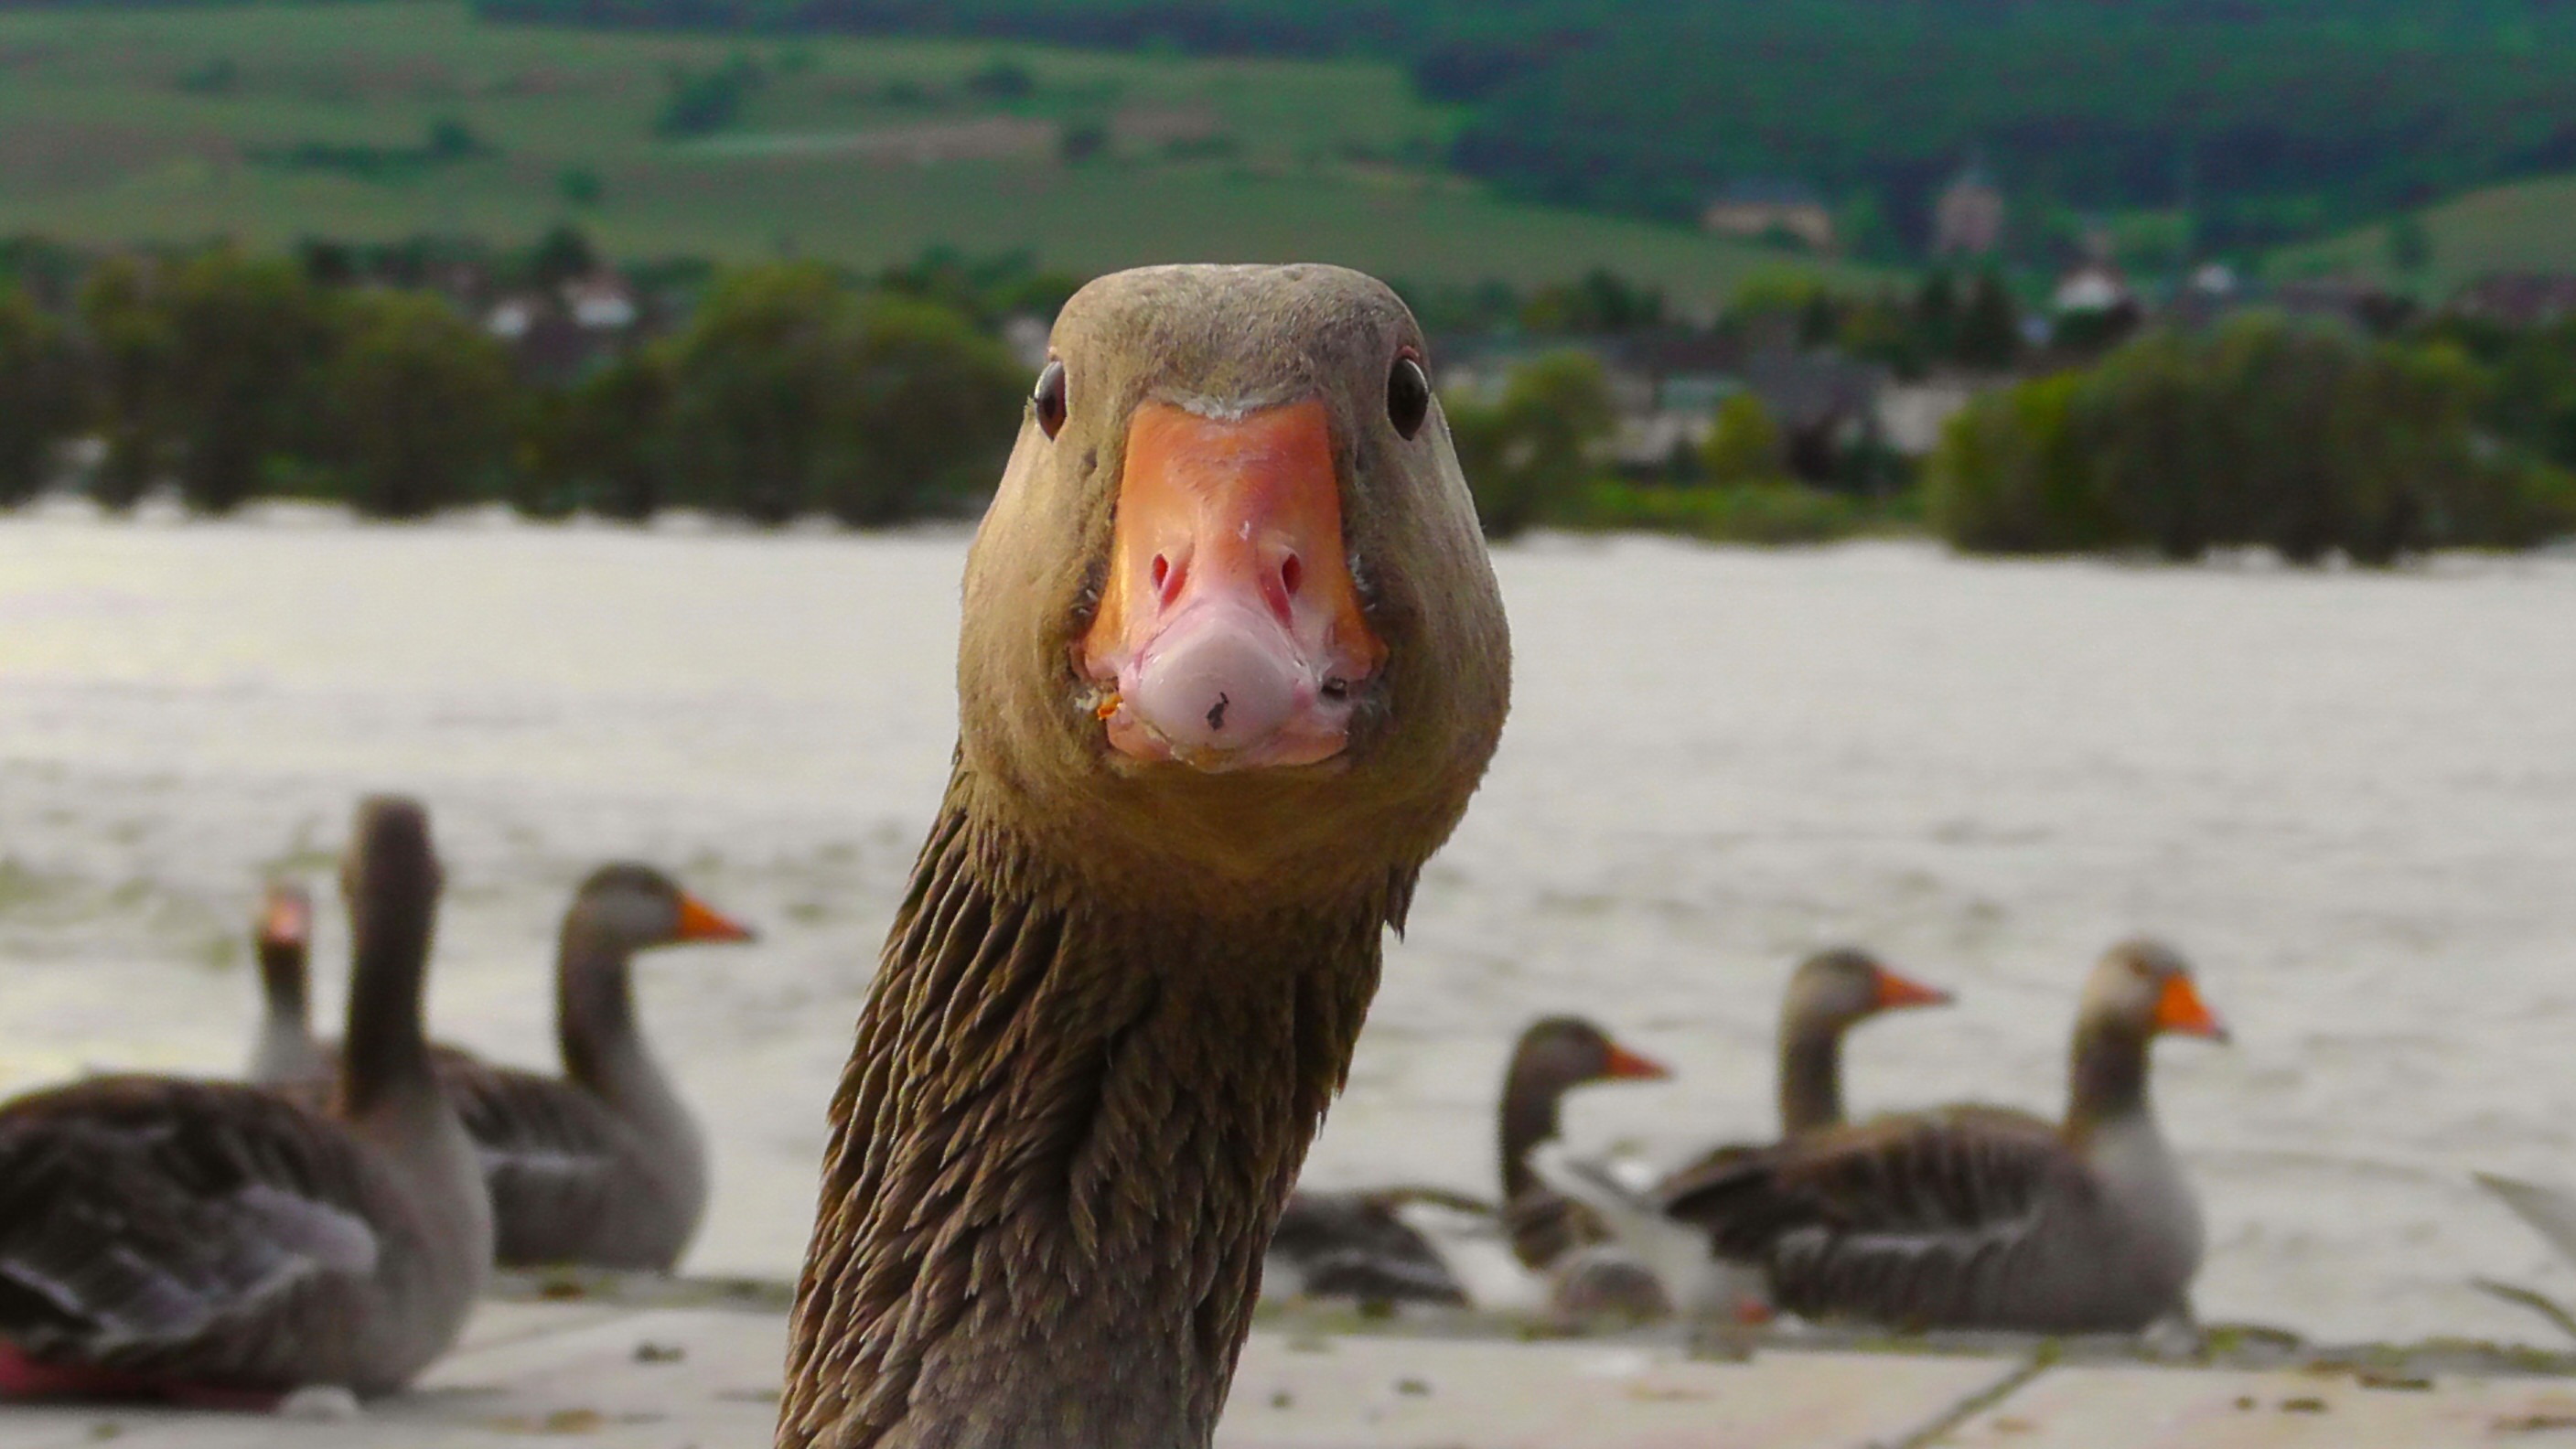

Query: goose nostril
[1150,553,1175,603]
[1279,553,1304,598]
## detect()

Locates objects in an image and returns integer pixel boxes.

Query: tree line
[0,246,1030,523]
[1927,314,2576,563]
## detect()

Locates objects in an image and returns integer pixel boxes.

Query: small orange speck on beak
[1078,399,1385,771]
[2152,974,2229,1042]
[674,894,757,944]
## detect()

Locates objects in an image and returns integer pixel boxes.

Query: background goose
[1267,1015,1668,1310]
[0,796,490,1401]
[1528,948,1950,1322]
[244,880,327,1087]
[1660,939,2227,1335]
[777,263,1510,1449]
[249,864,754,1272]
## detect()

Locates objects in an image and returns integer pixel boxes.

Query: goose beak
[2152,974,2229,1043]
[1872,966,1953,1012]
[675,894,757,944]
[1079,398,1386,773]
[1600,1040,1672,1081]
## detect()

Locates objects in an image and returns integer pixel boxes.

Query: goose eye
[1032,360,1068,439]
[1387,352,1430,439]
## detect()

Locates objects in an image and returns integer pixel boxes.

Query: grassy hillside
[2273,176,2576,295]
[467,0,2576,257]
[0,3,1867,307]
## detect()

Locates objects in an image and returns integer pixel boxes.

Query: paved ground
[7,1294,2576,1448]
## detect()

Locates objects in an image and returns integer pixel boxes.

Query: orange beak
[1077,398,1385,771]
[674,893,757,944]
[2152,974,2228,1042]
[1600,1040,1672,1082]
[261,885,311,947]
[1872,966,1954,1012]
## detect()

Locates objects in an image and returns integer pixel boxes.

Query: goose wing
[0,1076,400,1385]
[1660,1106,2078,1326]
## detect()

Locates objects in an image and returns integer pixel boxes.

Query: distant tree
[1914,271,1959,360]
[156,251,333,512]
[663,263,856,523]
[558,166,605,207]
[655,56,764,139]
[328,291,515,518]
[964,59,1036,100]
[0,290,80,505]
[1446,349,1615,539]
[1700,391,1786,484]
[531,224,599,289]
[1057,120,1110,165]
[823,295,1028,524]
[75,257,175,509]
[525,350,675,520]
[1955,273,2023,370]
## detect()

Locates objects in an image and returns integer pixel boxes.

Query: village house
[1701,179,1838,252]
[1931,160,2006,258]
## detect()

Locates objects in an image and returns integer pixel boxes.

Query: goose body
[779,264,1509,1449]
[249,864,754,1272]
[1663,939,2226,1335]
[0,797,489,1400]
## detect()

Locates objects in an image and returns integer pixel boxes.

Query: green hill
[2273,175,2576,294]
[466,0,2576,259]
[0,3,1869,307]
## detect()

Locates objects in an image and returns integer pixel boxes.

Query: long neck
[339,891,436,1120]
[559,920,648,1093]
[2067,1015,2153,1141]
[778,780,1396,1449]
[259,939,309,1027]
[1777,1022,1847,1137]
[1497,1064,1568,1203]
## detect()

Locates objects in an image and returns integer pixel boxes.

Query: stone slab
[1936,1364,2576,1448]
[1219,1336,2020,1449]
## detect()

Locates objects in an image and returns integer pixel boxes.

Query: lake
[2,506,2572,1345]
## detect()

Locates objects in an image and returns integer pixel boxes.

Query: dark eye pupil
[1387,355,1430,439]
[1034,360,1068,439]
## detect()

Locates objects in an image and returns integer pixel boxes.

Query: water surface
[3,509,2571,1343]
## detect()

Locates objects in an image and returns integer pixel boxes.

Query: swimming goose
[777,263,1510,1449]
[249,864,755,1272]
[0,796,490,1401]
[1661,939,2225,1335]
[244,880,328,1087]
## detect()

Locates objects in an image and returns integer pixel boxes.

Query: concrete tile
[1218,1336,2020,1449]
[1937,1364,2576,1448]
[451,1297,638,1354]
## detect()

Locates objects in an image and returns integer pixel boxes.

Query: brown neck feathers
[779,771,1398,1449]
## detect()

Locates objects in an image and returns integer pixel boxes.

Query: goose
[777,263,1511,1449]
[1267,1015,1669,1309]
[1660,939,2226,1335]
[244,879,328,1086]
[1527,948,1951,1321]
[249,864,755,1272]
[0,796,490,1401]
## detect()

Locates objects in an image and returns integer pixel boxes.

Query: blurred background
[1,0,2575,1355]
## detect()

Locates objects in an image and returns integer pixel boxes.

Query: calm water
[3,507,2573,1344]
